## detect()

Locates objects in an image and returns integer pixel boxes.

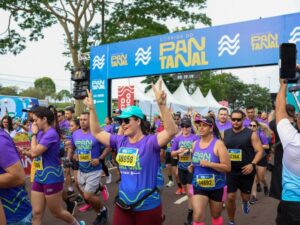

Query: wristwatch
[251,162,256,168]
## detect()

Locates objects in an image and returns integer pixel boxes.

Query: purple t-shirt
[216,120,232,132]
[103,124,113,134]
[71,129,103,173]
[59,119,71,139]
[110,134,161,211]
[0,129,32,223]
[171,133,199,170]
[34,127,64,184]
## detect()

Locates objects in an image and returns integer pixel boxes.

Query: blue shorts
[8,212,32,225]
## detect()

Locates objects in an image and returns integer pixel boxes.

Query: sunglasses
[249,124,257,128]
[231,118,242,122]
[118,118,131,124]
[181,124,191,128]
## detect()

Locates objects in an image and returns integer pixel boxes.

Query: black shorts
[276,200,300,225]
[63,159,79,170]
[178,168,193,185]
[171,157,178,167]
[165,152,172,164]
[257,156,268,167]
[227,172,255,194]
[193,187,224,202]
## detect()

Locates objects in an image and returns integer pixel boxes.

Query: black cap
[181,118,192,127]
[22,104,39,112]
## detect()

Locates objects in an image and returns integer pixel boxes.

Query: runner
[189,116,230,225]
[171,117,199,225]
[223,109,264,225]
[248,120,271,204]
[27,106,85,225]
[84,80,177,225]
[0,128,32,225]
[71,112,108,225]
[243,106,261,127]
[1,115,17,138]
[215,108,231,132]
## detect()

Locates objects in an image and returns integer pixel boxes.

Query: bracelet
[32,133,37,136]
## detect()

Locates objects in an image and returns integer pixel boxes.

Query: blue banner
[90,12,300,122]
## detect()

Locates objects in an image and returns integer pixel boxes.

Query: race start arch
[90,12,300,123]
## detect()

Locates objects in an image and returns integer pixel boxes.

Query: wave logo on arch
[289,26,300,44]
[218,33,240,57]
[135,46,151,66]
[92,55,105,70]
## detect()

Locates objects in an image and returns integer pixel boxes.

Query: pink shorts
[31,181,64,195]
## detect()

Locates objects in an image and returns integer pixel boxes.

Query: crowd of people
[0,75,300,225]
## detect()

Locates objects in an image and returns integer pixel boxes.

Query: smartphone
[279,43,297,80]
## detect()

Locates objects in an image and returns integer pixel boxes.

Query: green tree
[0,86,19,96]
[0,0,211,114]
[243,84,272,111]
[34,77,56,98]
[19,87,44,99]
[55,89,71,101]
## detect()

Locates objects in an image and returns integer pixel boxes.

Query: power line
[0,72,70,82]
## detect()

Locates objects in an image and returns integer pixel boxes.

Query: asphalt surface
[26,167,278,225]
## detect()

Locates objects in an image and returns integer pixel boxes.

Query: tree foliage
[19,87,44,99]
[54,89,71,101]
[34,77,56,98]
[0,86,19,96]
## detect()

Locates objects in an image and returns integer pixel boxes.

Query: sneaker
[249,196,258,205]
[181,188,186,195]
[264,186,269,196]
[257,183,262,192]
[166,180,175,188]
[79,204,92,212]
[175,188,183,195]
[106,173,112,184]
[79,221,86,225]
[93,207,108,225]
[67,201,77,215]
[67,189,75,198]
[242,201,250,214]
[228,222,235,225]
[101,185,109,202]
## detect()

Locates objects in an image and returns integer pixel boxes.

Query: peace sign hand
[83,89,95,110]
[152,80,167,106]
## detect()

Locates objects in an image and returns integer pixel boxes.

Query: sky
[0,0,299,93]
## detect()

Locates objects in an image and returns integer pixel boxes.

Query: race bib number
[116,147,138,167]
[196,174,215,188]
[179,154,191,162]
[228,149,242,161]
[78,152,91,162]
[34,156,43,170]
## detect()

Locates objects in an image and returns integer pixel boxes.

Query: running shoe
[79,221,86,225]
[249,196,258,205]
[242,201,250,214]
[106,173,112,184]
[166,181,175,187]
[175,188,183,195]
[181,188,186,194]
[228,222,235,225]
[75,195,84,204]
[264,186,269,196]
[79,204,92,212]
[67,201,77,215]
[93,207,108,225]
[101,185,109,202]
[257,183,262,192]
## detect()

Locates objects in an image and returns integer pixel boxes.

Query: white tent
[205,89,227,113]
[173,82,209,113]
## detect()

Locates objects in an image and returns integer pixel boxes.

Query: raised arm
[153,80,177,147]
[84,90,111,146]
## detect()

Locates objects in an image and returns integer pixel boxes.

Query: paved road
[30,168,278,225]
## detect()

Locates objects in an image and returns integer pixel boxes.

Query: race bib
[196,174,215,188]
[179,154,191,162]
[34,156,43,170]
[116,147,138,167]
[78,152,92,162]
[228,149,242,161]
